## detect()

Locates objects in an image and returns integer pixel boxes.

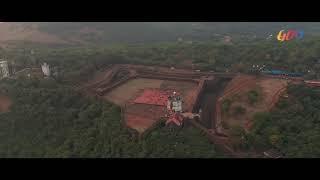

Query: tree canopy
[246,84,320,157]
[0,78,222,158]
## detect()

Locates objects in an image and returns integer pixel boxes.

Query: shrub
[247,90,259,105]
[233,105,246,115]
[222,99,232,113]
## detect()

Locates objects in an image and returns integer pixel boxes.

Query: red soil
[133,89,170,106]
[0,95,12,112]
[217,75,289,133]
[125,104,167,133]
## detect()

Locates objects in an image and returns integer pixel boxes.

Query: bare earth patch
[103,77,199,134]
[125,104,166,134]
[0,95,12,113]
[221,76,289,131]
[103,78,163,106]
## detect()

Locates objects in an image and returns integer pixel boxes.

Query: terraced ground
[218,75,289,132]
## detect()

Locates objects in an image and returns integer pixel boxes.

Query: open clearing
[103,77,198,133]
[0,95,12,113]
[104,78,198,107]
[220,75,289,131]
[125,104,166,133]
[103,78,164,106]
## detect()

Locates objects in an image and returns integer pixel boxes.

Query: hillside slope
[0,22,68,45]
[1,22,320,46]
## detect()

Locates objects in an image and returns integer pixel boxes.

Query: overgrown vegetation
[245,84,320,157]
[233,106,246,116]
[222,99,232,113]
[247,90,259,105]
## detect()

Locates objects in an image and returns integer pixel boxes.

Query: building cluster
[0,59,52,79]
[0,60,9,79]
[41,62,51,77]
[165,91,184,126]
[167,91,182,113]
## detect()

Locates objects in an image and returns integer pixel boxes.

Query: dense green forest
[0,78,221,158]
[17,22,320,44]
[2,24,320,157]
[3,37,320,84]
[244,84,320,157]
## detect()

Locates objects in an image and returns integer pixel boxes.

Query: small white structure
[266,34,273,40]
[0,60,10,79]
[172,94,182,112]
[167,99,172,110]
[172,100,182,112]
[167,92,183,112]
[41,62,51,77]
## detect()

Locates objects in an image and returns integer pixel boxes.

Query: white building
[172,94,182,112]
[0,60,10,79]
[41,62,51,77]
[172,100,182,112]
[167,93,183,112]
[167,99,172,110]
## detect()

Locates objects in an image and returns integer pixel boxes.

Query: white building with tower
[41,62,51,77]
[167,91,183,113]
[172,99,182,112]
[0,60,10,79]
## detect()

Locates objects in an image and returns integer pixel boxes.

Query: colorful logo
[277,30,304,42]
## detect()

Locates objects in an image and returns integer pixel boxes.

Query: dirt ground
[125,104,167,133]
[0,95,12,113]
[222,75,257,97]
[220,76,289,131]
[258,78,289,109]
[103,78,164,106]
[103,77,199,134]
[104,78,198,107]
